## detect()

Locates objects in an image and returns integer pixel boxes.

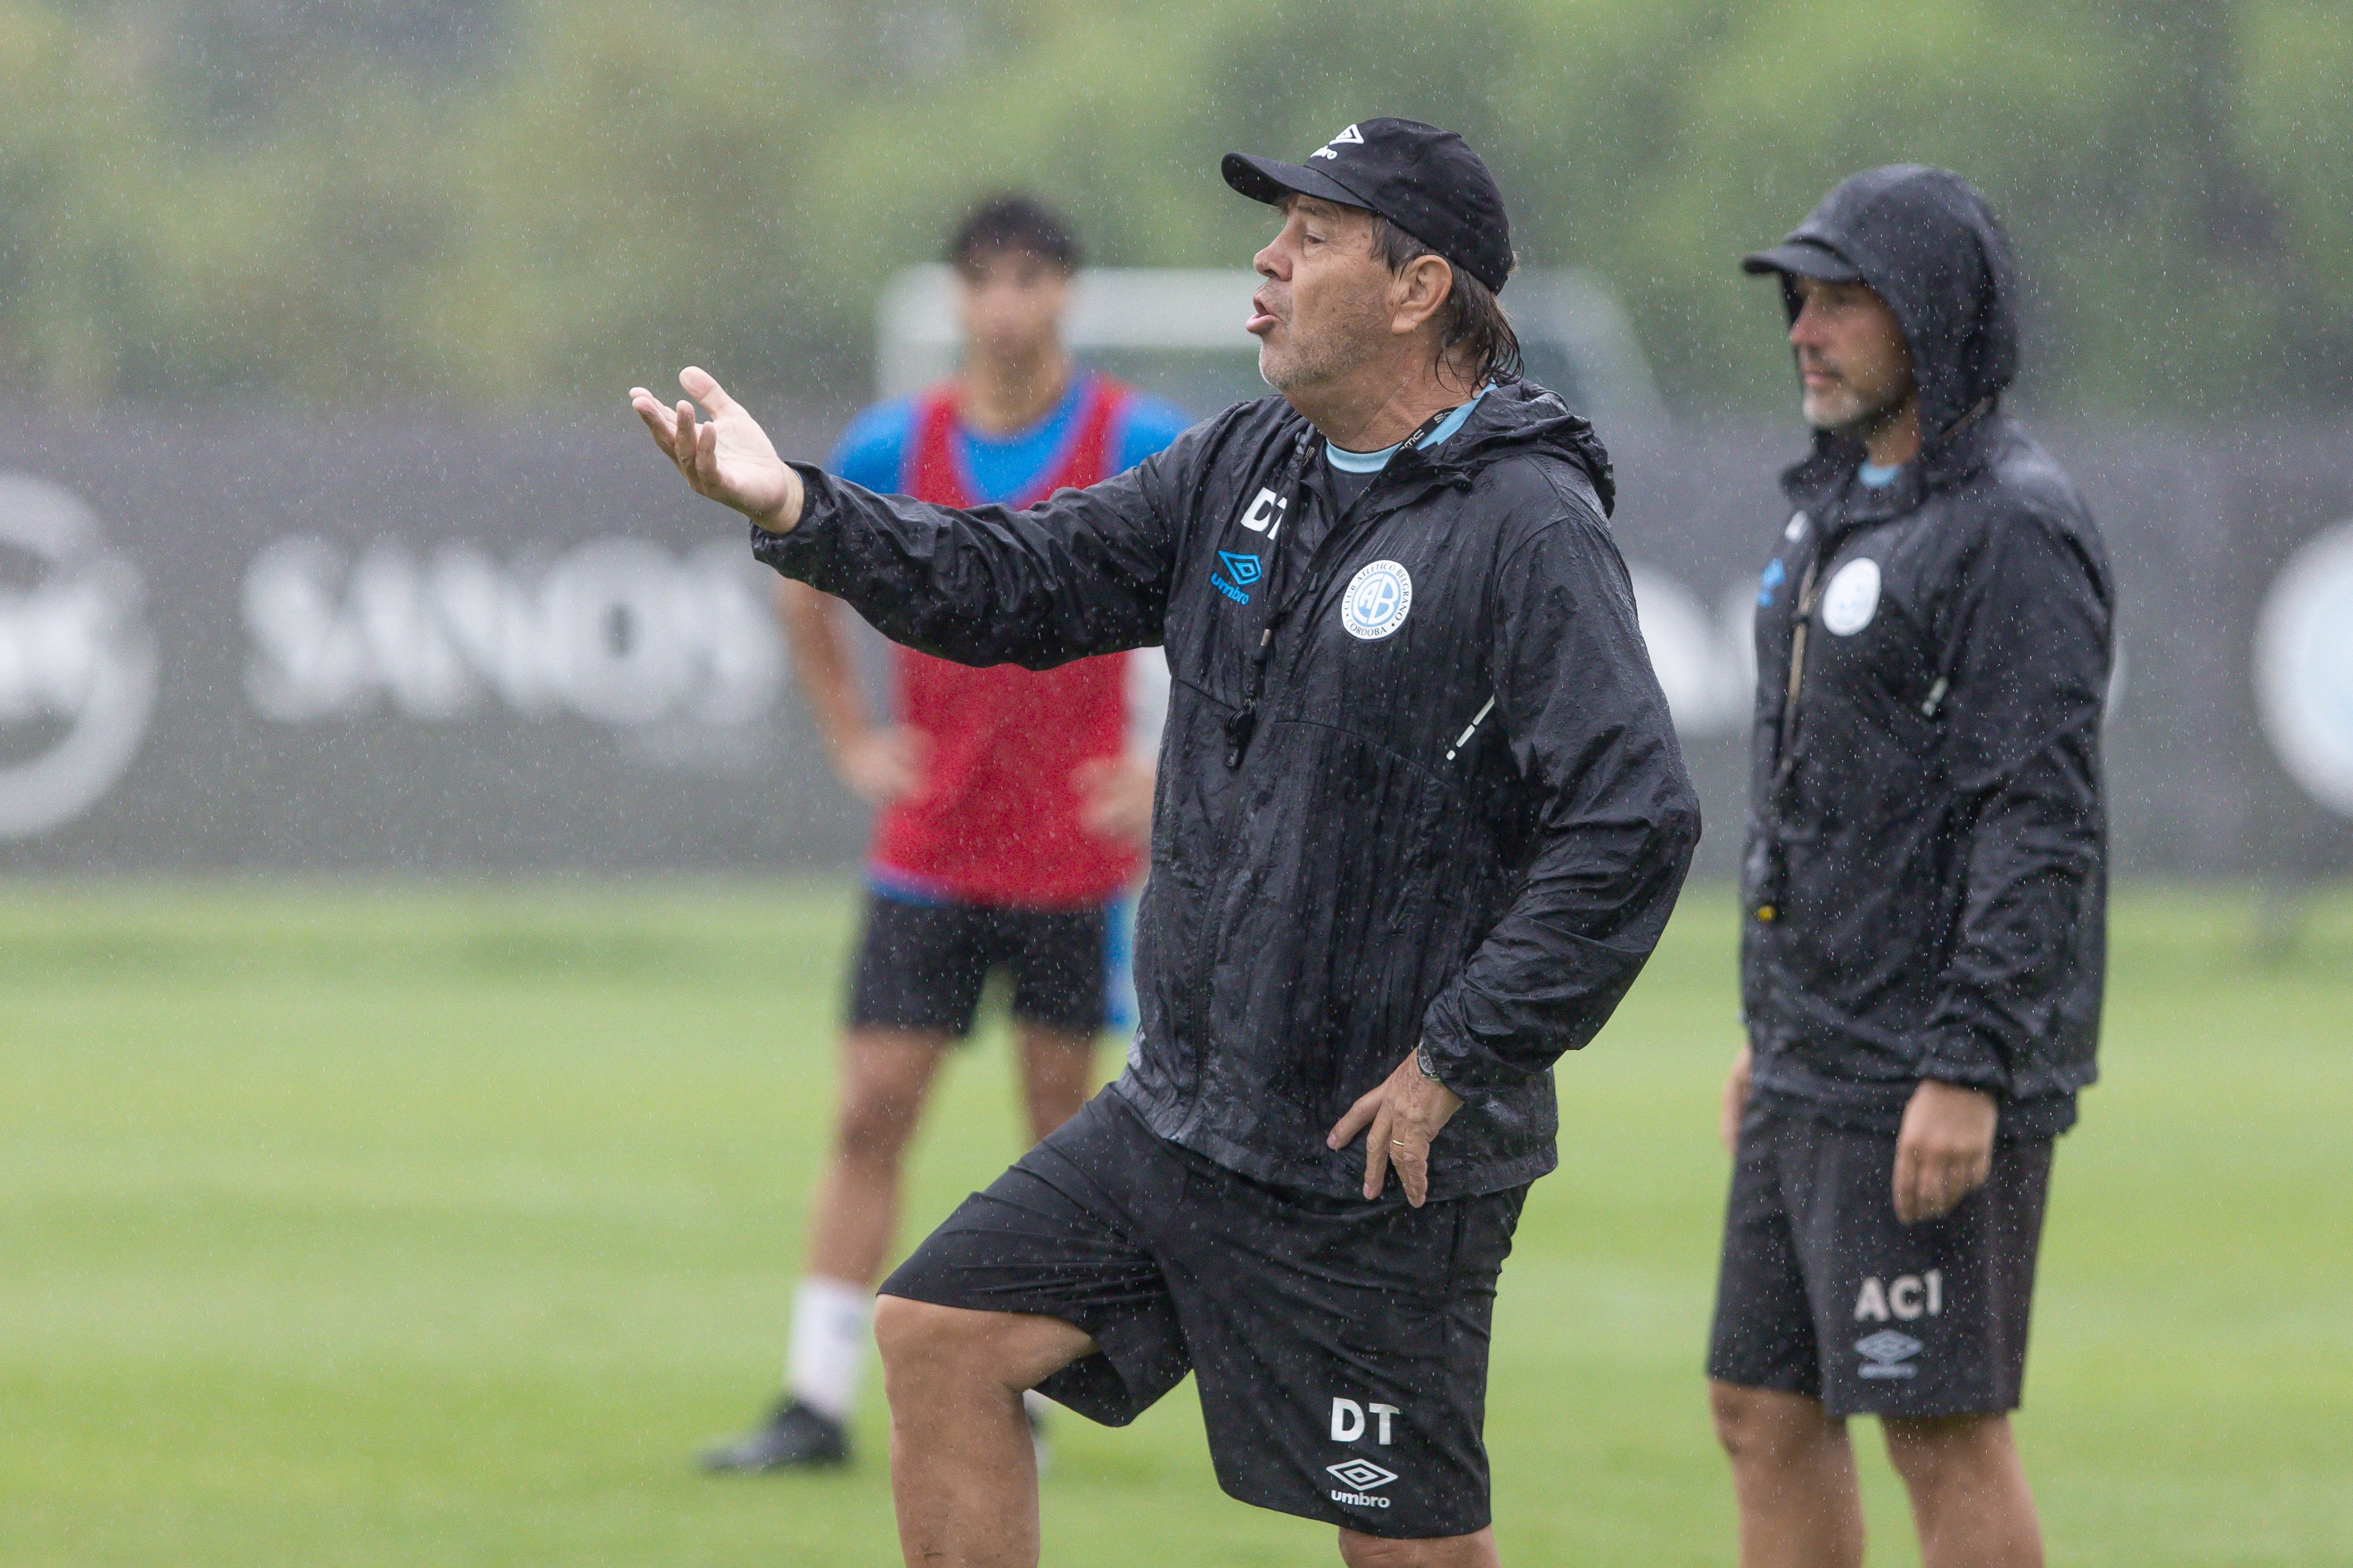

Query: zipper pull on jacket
[1225,626,1275,766]
[1225,435,1318,769]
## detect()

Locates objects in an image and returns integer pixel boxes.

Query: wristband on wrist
[1415,1040,1444,1083]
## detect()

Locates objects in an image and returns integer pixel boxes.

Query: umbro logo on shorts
[1854,1329,1924,1379]
[1326,1398,1402,1507]
[1326,1457,1399,1507]
[1326,1458,1397,1490]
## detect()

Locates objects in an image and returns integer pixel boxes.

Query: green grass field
[3,882,2348,1567]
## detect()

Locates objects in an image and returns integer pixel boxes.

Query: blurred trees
[5,0,2348,416]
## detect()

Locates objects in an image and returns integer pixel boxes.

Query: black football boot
[697,1399,850,1473]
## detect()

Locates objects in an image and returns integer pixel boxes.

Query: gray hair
[1372,218,1521,389]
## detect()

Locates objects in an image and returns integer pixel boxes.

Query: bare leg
[1336,1525,1500,1567]
[1710,1381,1866,1568]
[875,1297,1097,1568]
[1013,1019,1097,1145]
[1883,1413,2043,1568]
[805,1027,953,1287]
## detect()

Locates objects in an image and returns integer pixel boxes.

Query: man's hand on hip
[1073,755,1156,845]
[835,725,929,806]
[1328,1047,1464,1208]
[628,368,805,534]
[1892,1079,1999,1224]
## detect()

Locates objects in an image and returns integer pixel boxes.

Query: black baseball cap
[1222,118,1514,294]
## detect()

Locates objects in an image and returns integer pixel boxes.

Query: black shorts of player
[1707,1094,2054,1419]
[881,1090,1527,1539]
[847,891,1107,1038]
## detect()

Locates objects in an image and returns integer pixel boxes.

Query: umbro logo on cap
[1311,124,1364,160]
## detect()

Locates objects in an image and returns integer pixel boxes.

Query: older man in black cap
[631,118,1699,1568]
[1708,167,2113,1568]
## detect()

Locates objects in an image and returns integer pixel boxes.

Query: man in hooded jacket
[1707,167,2112,1568]
[632,118,1699,1568]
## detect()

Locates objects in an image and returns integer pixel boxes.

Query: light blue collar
[1858,461,1903,489]
[1326,386,1491,473]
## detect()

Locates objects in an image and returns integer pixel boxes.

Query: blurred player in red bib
[700,194,1190,1473]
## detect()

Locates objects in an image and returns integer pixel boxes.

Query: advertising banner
[0,410,2347,877]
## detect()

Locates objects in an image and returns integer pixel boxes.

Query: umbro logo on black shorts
[1326,1457,1398,1508]
[1854,1329,1924,1379]
[1326,1458,1397,1491]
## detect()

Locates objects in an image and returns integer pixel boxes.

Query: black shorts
[881,1090,1527,1539]
[847,892,1108,1038]
[1707,1096,2054,1419]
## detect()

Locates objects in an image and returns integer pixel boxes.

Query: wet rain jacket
[1742,166,2114,1137]
[757,377,1701,1199]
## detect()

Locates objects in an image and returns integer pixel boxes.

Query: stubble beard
[1803,377,1910,445]
[1260,288,1389,396]
[1256,336,1295,392]
[1260,328,1352,394]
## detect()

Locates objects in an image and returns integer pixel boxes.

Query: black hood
[1752,164,2019,465]
[1436,373,1618,516]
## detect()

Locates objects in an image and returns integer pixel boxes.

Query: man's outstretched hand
[1328,1048,1464,1207]
[629,368,804,534]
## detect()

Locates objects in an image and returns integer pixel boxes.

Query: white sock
[785,1276,873,1422]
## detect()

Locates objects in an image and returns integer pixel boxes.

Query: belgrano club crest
[1341,559,1412,640]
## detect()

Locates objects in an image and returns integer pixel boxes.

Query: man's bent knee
[873,1295,989,1373]
[874,1296,1096,1395]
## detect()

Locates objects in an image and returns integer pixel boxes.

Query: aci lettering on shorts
[1852,1269,1942,1380]
[1854,1269,1943,1323]
[1326,1397,1401,1509]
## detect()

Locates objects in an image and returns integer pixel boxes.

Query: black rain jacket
[756,377,1701,1199]
[1742,166,2114,1137]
